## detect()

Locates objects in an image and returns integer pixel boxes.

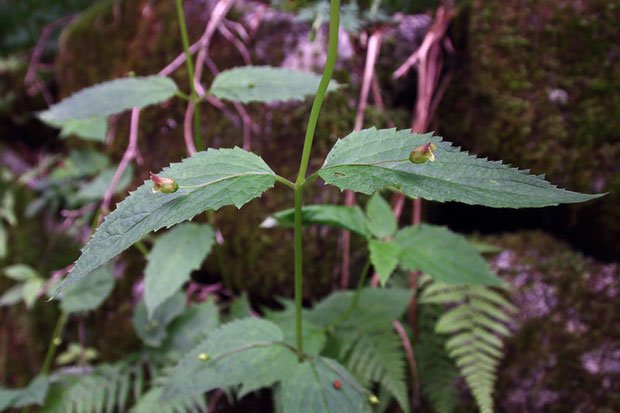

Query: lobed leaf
[368,240,401,286]
[394,224,504,286]
[55,147,276,295]
[365,193,397,239]
[318,128,604,208]
[162,318,297,400]
[144,223,215,317]
[278,357,371,413]
[210,66,339,103]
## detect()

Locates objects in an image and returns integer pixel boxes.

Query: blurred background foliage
[0,0,618,411]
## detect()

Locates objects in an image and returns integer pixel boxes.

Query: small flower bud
[198,353,210,361]
[409,142,437,164]
[333,380,341,389]
[368,394,379,404]
[150,172,178,194]
[53,337,62,346]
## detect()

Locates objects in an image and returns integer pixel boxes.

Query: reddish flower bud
[409,142,437,164]
[150,172,178,194]
[333,380,341,389]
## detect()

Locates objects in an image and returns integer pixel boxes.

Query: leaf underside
[267,205,370,238]
[319,128,603,208]
[55,147,275,295]
[210,66,339,103]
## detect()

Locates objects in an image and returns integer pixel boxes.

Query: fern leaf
[420,284,515,413]
[342,329,410,413]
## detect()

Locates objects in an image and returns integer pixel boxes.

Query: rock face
[436,0,620,259]
[485,231,620,413]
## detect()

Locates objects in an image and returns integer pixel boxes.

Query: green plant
[0,1,605,412]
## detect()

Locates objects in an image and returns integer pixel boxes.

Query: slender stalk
[134,240,149,257]
[292,0,340,362]
[174,0,203,150]
[40,310,67,375]
[295,0,340,185]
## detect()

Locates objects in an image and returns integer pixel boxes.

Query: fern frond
[37,363,136,413]
[420,284,515,413]
[130,387,206,413]
[338,326,409,413]
[416,304,459,413]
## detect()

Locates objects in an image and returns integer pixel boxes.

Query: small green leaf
[56,147,276,296]
[60,264,115,313]
[22,279,44,309]
[133,292,185,347]
[44,116,108,142]
[39,76,178,122]
[265,205,370,238]
[0,284,23,306]
[3,264,39,281]
[394,224,503,285]
[278,357,371,413]
[162,318,297,400]
[144,223,215,317]
[210,66,339,103]
[159,298,220,356]
[319,128,604,208]
[368,239,401,286]
[365,192,397,239]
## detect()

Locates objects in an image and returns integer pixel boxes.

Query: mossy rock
[437,0,620,258]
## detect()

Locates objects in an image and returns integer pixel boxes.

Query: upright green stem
[293,0,340,361]
[40,311,67,375]
[295,0,340,185]
[174,0,203,150]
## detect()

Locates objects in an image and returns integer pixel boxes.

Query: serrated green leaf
[159,299,220,356]
[365,193,397,238]
[144,223,215,317]
[60,264,115,313]
[278,357,371,413]
[318,128,603,208]
[394,224,503,286]
[368,240,401,286]
[56,147,276,295]
[265,205,370,238]
[210,66,339,103]
[133,292,185,347]
[75,164,134,202]
[265,309,326,357]
[131,387,206,413]
[162,318,297,400]
[3,264,39,281]
[39,76,177,122]
[44,116,108,142]
[307,288,413,328]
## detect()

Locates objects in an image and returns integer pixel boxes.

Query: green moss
[438,0,620,256]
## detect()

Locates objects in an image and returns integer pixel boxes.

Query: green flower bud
[198,353,210,361]
[368,394,379,405]
[409,142,437,164]
[150,172,179,194]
